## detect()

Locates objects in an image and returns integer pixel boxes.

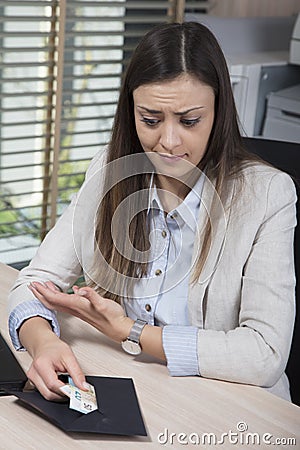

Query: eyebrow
[136,105,204,115]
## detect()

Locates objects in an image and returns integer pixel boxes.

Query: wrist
[19,316,57,357]
[117,316,135,343]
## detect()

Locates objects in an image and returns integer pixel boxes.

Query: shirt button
[145,304,152,312]
[170,212,178,219]
[161,230,167,238]
[155,269,162,276]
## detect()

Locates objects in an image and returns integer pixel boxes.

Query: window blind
[0,0,210,267]
[0,0,58,265]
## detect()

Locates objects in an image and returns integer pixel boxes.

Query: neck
[155,171,198,212]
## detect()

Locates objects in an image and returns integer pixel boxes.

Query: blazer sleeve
[196,171,297,387]
[7,150,106,315]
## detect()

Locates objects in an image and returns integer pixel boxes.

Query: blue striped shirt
[125,174,204,375]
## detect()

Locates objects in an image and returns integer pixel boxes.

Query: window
[0,0,210,268]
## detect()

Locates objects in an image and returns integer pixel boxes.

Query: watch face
[121,339,141,356]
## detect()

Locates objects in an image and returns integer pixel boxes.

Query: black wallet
[0,333,27,395]
[9,375,147,436]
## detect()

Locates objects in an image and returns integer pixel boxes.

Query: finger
[27,366,66,401]
[77,286,101,306]
[45,281,60,292]
[62,353,88,391]
[29,282,67,308]
[72,285,79,293]
[29,347,87,398]
[30,281,55,296]
[28,283,53,309]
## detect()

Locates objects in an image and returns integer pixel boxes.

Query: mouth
[157,152,186,162]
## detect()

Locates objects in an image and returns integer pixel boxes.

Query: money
[59,384,72,398]
[59,377,98,414]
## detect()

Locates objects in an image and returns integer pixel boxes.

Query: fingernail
[82,382,90,390]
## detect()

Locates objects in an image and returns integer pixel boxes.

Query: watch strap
[128,319,147,343]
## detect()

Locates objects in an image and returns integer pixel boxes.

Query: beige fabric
[189,165,297,400]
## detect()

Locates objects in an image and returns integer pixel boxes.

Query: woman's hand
[19,317,88,401]
[28,282,133,343]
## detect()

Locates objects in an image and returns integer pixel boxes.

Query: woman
[8,22,297,402]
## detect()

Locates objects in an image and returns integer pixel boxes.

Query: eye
[180,118,201,127]
[140,117,160,127]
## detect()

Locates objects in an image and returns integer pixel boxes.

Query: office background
[0,0,299,269]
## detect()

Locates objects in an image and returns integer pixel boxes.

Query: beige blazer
[8,151,297,401]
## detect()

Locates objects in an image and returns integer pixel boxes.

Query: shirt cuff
[162,325,200,376]
[8,300,60,351]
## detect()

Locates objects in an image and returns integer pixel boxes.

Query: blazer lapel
[187,175,236,327]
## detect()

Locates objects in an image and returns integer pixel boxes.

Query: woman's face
[133,73,215,183]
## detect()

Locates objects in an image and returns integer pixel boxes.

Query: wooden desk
[1,262,299,449]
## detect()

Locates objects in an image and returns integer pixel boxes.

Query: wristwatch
[121,319,147,355]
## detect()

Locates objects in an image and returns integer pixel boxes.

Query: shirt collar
[146,172,205,232]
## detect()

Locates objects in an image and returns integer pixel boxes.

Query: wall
[210,0,300,17]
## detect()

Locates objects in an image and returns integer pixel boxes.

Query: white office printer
[262,13,300,144]
[290,13,300,65]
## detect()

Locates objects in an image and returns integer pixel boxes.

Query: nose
[159,121,182,152]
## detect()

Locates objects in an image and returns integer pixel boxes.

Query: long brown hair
[89,22,258,301]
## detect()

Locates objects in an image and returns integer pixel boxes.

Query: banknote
[59,377,98,414]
